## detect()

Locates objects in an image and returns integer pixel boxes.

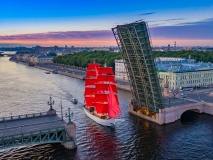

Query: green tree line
[53,51,122,70]
[53,50,213,69]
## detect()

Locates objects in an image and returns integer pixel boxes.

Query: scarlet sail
[107,85,121,118]
[84,63,121,119]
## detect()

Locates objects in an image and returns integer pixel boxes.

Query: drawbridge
[112,21,165,117]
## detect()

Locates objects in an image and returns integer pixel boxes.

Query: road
[163,97,196,108]
[166,86,213,107]
[39,64,86,77]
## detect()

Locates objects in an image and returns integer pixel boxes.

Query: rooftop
[155,57,213,73]
[37,55,54,59]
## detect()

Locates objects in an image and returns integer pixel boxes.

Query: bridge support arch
[129,102,213,125]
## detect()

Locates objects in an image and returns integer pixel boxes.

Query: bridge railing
[0,112,47,122]
[0,126,65,140]
[0,126,66,149]
[0,119,65,138]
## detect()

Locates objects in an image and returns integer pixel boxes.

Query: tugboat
[71,98,78,104]
[83,62,122,127]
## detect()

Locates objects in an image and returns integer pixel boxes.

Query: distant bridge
[0,97,76,150]
[0,53,13,57]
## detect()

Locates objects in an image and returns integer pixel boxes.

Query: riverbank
[34,65,85,80]
[10,59,131,91]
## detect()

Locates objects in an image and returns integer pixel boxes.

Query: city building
[206,47,213,51]
[91,47,110,51]
[156,57,213,89]
[35,55,54,64]
[34,46,59,54]
[115,59,128,80]
[29,55,37,64]
[115,57,213,90]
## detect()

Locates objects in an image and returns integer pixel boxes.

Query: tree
[53,51,122,70]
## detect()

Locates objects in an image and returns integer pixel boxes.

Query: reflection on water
[0,57,213,159]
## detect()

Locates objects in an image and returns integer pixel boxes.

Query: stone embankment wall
[129,102,213,125]
[116,83,130,91]
[59,71,85,80]
[34,66,53,72]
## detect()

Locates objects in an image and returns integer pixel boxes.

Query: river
[0,57,212,160]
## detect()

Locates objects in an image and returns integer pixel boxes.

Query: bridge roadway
[0,114,65,137]
[0,109,76,150]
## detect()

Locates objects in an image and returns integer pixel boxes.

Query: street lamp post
[60,99,63,120]
[47,96,54,111]
[66,108,73,124]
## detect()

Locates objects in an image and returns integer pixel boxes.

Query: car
[180,93,187,98]
[205,91,210,94]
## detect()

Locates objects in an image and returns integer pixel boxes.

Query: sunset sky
[0,0,213,47]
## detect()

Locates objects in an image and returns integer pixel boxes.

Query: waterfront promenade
[11,60,131,91]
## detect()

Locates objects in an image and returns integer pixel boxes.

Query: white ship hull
[83,107,116,127]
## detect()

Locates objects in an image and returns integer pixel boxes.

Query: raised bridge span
[0,97,76,150]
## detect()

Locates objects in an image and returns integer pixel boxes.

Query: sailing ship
[83,62,121,127]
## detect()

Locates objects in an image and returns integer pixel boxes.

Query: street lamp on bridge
[47,96,54,111]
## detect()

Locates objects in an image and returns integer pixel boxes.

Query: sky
[0,0,212,47]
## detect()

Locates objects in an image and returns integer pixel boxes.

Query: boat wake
[115,119,125,122]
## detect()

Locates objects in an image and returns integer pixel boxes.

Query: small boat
[84,62,122,127]
[45,71,51,74]
[52,70,58,74]
[71,98,78,104]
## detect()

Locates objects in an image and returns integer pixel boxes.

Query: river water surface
[0,57,212,160]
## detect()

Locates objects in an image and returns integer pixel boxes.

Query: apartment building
[115,57,213,89]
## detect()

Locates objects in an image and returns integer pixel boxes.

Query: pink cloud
[0,18,212,47]
[0,30,114,41]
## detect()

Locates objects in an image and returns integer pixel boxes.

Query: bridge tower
[112,21,165,117]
